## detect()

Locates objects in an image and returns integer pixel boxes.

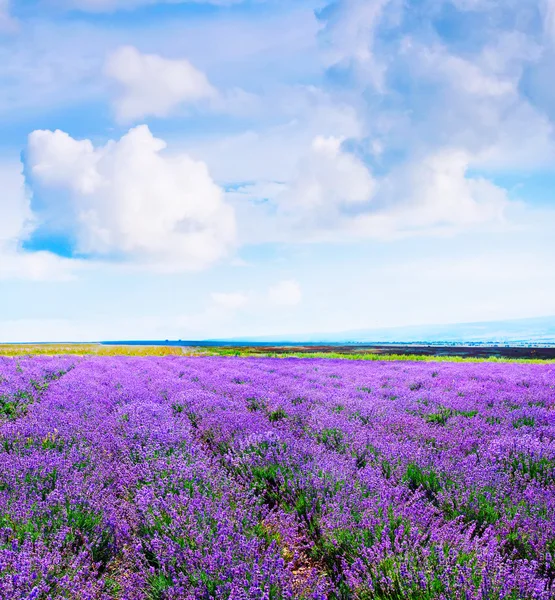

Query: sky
[1,0,555,342]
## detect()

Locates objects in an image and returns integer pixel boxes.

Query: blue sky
[1,0,555,342]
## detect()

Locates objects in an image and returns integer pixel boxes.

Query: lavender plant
[1,356,554,599]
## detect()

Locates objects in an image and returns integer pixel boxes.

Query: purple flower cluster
[1,356,555,599]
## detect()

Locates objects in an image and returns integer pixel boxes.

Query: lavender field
[1,356,555,599]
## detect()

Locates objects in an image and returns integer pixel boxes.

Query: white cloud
[318,0,554,175]
[400,36,555,171]
[408,41,516,98]
[351,149,509,238]
[279,136,375,221]
[320,0,393,90]
[0,163,32,245]
[105,46,217,122]
[222,135,378,245]
[0,162,76,281]
[268,280,302,306]
[0,7,319,118]
[211,291,249,310]
[27,125,236,271]
[231,144,510,245]
[418,36,555,170]
[471,101,555,170]
[184,86,362,183]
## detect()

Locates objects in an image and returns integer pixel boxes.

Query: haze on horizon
[1,0,555,343]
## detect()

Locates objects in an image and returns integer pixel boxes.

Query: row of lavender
[1,356,554,599]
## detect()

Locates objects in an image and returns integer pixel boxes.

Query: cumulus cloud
[277,135,375,229]
[203,1,539,247]
[0,163,32,245]
[317,0,554,164]
[376,33,550,168]
[105,46,217,122]
[27,125,236,271]
[350,149,509,238]
[284,136,375,207]
[228,139,509,246]
[104,46,260,122]
[234,135,508,243]
[407,42,516,98]
[268,280,302,306]
[306,0,555,243]
[0,162,76,281]
[319,0,393,89]
[222,135,379,245]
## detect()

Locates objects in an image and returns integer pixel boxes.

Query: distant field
[0,344,191,357]
[1,343,555,363]
[206,344,555,363]
[1,355,554,598]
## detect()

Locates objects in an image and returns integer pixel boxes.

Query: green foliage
[268,408,287,422]
[104,577,122,598]
[403,463,441,502]
[41,434,65,452]
[0,369,72,421]
[425,407,452,426]
[504,528,533,561]
[0,388,38,420]
[316,428,346,453]
[147,572,173,600]
[351,410,372,424]
[443,488,500,533]
[1,500,115,573]
[508,453,555,485]
[457,410,478,418]
[512,416,536,428]
[293,487,322,539]
[381,459,393,479]
[425,407,478,426]
[311,526,377,585]
[252,522,281,547]
[66,504,115,569]
[249,463,283,505]
[0,395,19,419]
[30,378,49,393]
[246,397,267,412]
[323,516,488,600]
[353,444,379,469]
